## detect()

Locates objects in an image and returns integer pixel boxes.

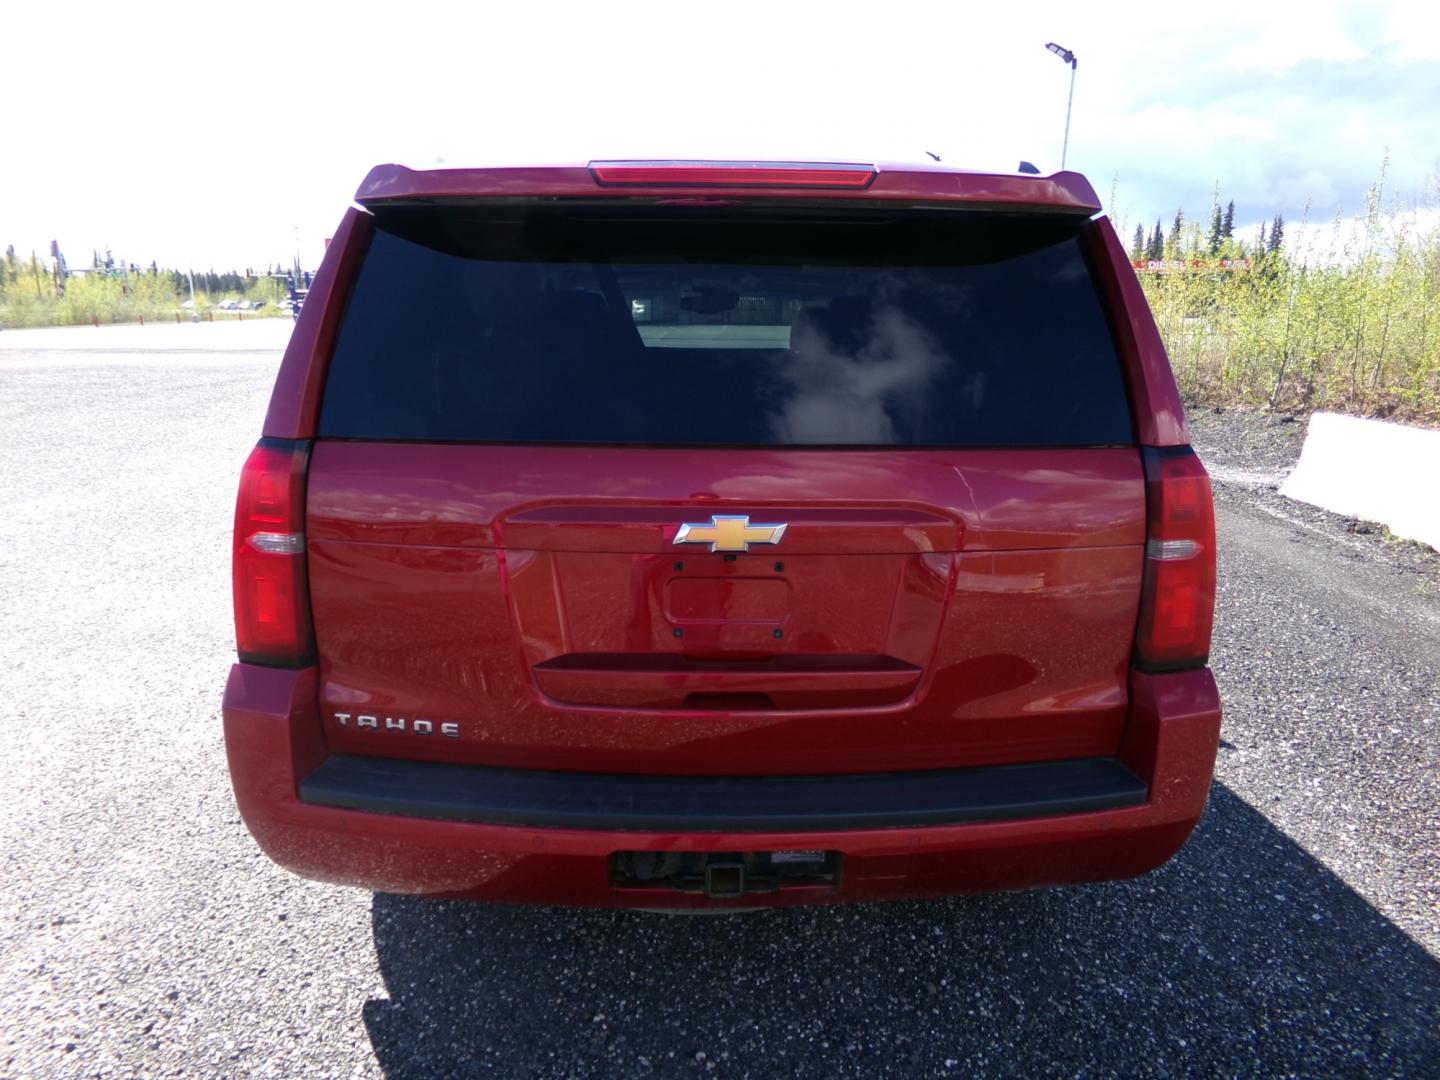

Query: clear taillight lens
[1135,446,1217,670]
[233,439,313,666]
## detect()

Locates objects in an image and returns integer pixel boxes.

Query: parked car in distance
[223,159,1220,909]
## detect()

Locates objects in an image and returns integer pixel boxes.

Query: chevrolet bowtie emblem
[673,514,788,553]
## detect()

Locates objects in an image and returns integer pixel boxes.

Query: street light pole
[1045,42,1078,169]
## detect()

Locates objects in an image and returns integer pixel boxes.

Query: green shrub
[1136,171,1440,423]
[0,257,291,328]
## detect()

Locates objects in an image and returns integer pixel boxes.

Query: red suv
[223,160,1219,908]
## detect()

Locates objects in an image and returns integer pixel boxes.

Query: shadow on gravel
[363,784,1439,1077]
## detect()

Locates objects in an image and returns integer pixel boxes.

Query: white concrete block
[1279,411,1440,550]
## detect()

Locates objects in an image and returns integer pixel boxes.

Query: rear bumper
[222,664,1220,908]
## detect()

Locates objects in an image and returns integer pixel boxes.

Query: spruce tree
[1167,209,1184,255]
[1148,219,1165,260]
[1269,214,1285,253]
[1222,200,1235,240]
[1131,223,1145,260]
[1208,205,1223,254]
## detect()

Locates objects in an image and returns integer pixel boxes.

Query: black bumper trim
[299,754,1147,832]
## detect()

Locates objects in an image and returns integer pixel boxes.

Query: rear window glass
[318,208,1133,446]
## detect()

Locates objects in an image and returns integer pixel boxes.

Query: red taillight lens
[1135,447,1216,670]
[588,160,878,188]
[233,439,313,667]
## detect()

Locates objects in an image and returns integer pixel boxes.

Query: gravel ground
[1,327,1436,1078]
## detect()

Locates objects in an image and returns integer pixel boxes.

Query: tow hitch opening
[705,862,745,898]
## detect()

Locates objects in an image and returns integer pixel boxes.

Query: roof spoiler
[354,162,1102,215]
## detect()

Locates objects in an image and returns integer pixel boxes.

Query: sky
[4,0,1438,271]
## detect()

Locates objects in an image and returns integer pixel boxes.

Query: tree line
[1,245,295,326]
[1129,186,1285,262]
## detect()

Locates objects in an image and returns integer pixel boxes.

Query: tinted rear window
[318,208,1133,446]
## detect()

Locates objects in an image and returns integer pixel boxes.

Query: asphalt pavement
[1,324,1436,1078]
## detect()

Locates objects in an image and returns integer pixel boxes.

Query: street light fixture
[1045,42,1078,169]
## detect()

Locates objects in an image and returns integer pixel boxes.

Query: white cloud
[2,0,1434,268]
[1381,6,1440,61]
[1268,205,1440,267]
[1102,105,1281,149]
[1216,11,1369,72]
[1274,169,1340,209]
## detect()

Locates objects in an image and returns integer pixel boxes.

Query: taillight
[1135,446,1216,670]
[588,160,878,188]
[233,438,314,667]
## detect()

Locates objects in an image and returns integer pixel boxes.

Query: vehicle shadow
[362,783,1439,1077]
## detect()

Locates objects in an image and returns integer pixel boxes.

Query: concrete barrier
[1280,412,1440,550]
